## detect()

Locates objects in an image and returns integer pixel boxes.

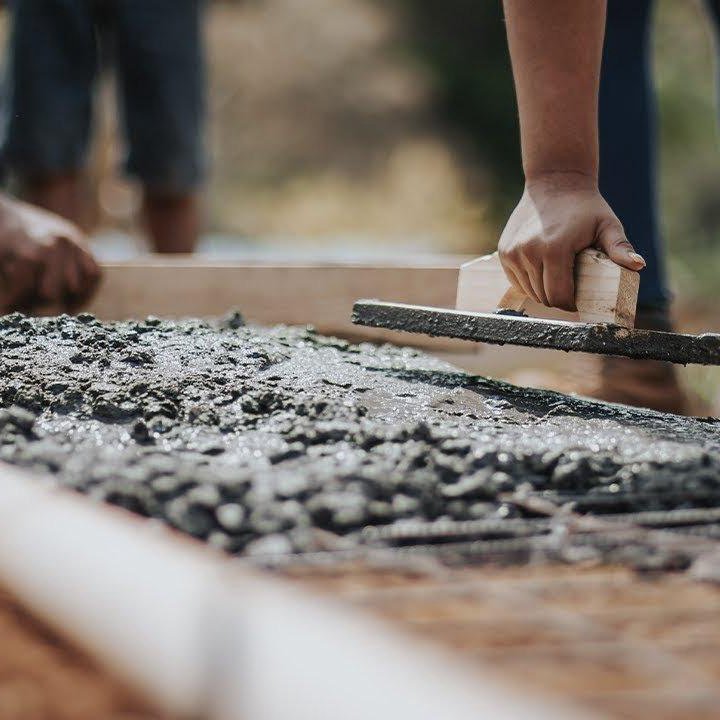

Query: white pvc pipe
[0,468,219,716]
[213,577,593,720]
[0,464,595,720]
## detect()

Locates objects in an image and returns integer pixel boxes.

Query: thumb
[595,219,646,271]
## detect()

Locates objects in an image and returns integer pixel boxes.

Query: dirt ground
[285,561,720,720]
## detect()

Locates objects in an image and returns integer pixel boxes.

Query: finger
[499,247,543,305]
[63,248,83,310]
[595,221,646,271]
[500,259,532,304]
[0,251,11,310]
[522,257,549,306]
[38,241,65,305]
[64,247,101,311]
[78,247,102,302]
[56,238,82,298]
[64,255,86,311]
[1,253,40,312]
[543,250,576,311]
[510,263,542,305]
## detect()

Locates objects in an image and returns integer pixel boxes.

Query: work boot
[580,307,696,416]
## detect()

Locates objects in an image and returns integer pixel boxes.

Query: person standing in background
[0,0,207,253]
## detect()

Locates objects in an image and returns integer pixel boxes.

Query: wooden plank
[86,256,477,352]
[456,249,639,328]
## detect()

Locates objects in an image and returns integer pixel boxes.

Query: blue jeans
[1,0,206,193]
[600,0,720,310]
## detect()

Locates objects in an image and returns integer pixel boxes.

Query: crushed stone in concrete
[0,312,719,562]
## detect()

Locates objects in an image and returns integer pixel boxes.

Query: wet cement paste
[0,312,719,564]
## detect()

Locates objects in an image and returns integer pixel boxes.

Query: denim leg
[0,0,98,177]
[600,0,669,309]
[703,1,720,38]
[111,0,207,193]
[703,2,720,114]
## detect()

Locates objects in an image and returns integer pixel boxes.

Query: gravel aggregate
[1,311,719,560]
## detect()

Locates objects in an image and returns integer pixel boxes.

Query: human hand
[498,172,645,311]
[0,195,101,313]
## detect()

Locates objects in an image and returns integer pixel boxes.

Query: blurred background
[0,0,719,401]
[73,0,720,299]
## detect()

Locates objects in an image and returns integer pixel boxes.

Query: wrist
[525,170,598,193]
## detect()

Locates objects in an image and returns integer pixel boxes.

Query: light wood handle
[497,286,528,313]
[456,248,640,328]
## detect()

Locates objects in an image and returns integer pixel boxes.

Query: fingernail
[628,252,646,267]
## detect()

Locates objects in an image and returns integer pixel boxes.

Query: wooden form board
[86,256,477,352]
[456,249,640,328]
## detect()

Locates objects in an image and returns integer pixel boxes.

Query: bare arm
[506,0,604,180]
[499,0,644,310]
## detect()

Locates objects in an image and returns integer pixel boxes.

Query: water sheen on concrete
[0,312,718,559]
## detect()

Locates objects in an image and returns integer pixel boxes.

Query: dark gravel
[0,311,719,561]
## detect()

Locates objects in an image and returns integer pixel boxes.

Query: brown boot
[580,307,697,416]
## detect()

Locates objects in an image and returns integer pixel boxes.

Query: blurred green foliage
[655,0,718,251]
[392,0,523,223]
[653,0,720,305]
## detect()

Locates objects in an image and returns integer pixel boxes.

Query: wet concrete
[352,300,720,365]
[0,312,719,560]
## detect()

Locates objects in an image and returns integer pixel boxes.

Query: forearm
[503,0,607,182]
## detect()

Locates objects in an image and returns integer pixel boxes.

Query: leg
[599,0,668,311]
[141,193,200,254]
[0,0,97,229]
[581,0,700,414]
[703,2,720,112]
[112,0,206,253]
